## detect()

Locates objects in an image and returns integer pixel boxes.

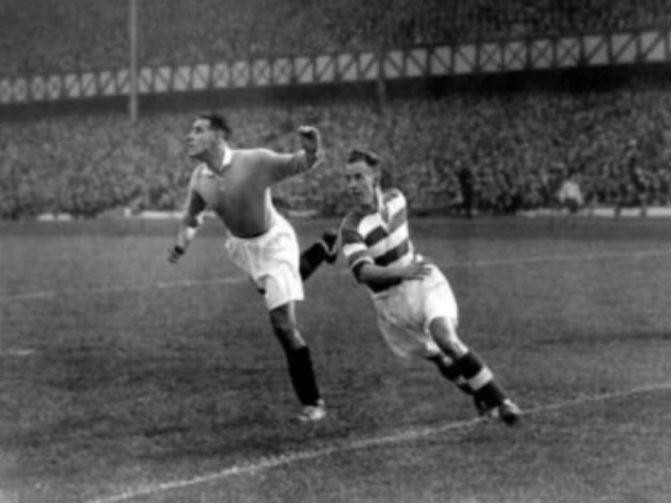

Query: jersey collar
[222,144,233,167]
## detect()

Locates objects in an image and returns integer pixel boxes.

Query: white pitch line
[93,382,670,503]
[0,249,668,303]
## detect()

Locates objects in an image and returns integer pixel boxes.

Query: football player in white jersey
[340,149,520,424]
[168,113,335,422]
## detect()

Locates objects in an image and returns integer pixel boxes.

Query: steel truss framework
[0,29,668,105]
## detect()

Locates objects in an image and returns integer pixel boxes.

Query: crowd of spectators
[0,83,668,219]
[0,0,668,78]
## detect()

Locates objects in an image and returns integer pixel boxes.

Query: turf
[0,216,669,502]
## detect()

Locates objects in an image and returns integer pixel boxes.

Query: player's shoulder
[189,162,208,183]
[383,188,407,212]
[383,187,406,203]
[190,162,206,174]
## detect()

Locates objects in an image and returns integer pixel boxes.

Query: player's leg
[417,267,482,406]
[427,353,475,396]
[269,301,325,422]
[260,218,327,421]
[429,317,520,425]
[424,320,487,414]
[299,229,339,282]
[376,276,480,405]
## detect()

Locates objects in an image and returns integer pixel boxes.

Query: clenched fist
[298,125,322,154]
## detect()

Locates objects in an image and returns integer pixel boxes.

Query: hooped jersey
[340,188,415,293]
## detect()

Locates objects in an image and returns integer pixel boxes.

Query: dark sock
[429,354,473,396]
[454,351,506,409]
[299,243,327,281]
[285,346,321,406]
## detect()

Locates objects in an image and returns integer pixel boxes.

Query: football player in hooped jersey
[168,113,337,422]
[339,149,520,424]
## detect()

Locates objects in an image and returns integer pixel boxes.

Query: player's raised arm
[168,176,207,264]
[263,126,325,184]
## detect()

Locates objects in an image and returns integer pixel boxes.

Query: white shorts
[225,214,303,311]
[371,265,458,359]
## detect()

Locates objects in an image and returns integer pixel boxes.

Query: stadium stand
[0,0,668,219]
[0,84,668,219]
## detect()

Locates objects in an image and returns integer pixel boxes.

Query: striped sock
[429,354,473,396]
[453,351,506,409]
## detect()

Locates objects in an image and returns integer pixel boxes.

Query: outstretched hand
[298,125,321,154]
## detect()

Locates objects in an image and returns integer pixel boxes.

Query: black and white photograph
[0,0,669,501]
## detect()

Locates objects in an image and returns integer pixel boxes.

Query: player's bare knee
[269,313,293,337]
[269,307,304,350]
[429,317,467,359]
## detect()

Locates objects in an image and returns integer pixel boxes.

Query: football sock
[454,351,507,409]
[299,242,328,281]
[285,346,322,406]
[428,354,473,396]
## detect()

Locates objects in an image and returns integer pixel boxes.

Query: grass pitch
[0,216,669,502]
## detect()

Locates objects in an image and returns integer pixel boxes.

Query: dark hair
[199,113,232,138]
[346,148,392,187]
[346,149,381,167]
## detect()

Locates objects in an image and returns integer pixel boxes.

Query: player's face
[186,118,218,159]
[345,161,377,207]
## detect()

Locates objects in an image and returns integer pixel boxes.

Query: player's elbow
[354,263,376,285]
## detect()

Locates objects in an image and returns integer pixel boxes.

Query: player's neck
[358,188,383,213]
[201,142,231,175]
